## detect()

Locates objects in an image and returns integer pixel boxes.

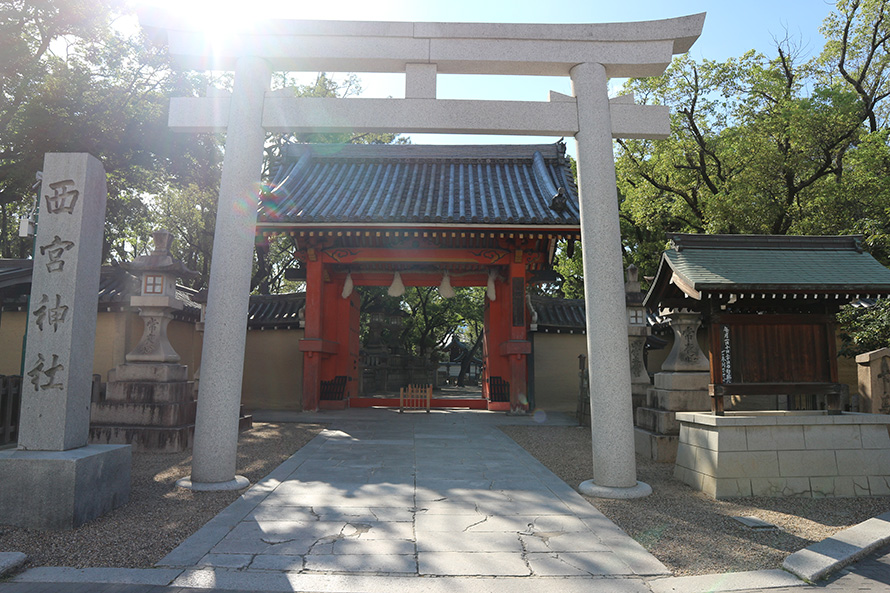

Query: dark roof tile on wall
[247,293,305,329]
[259,142,580,227]
[529,295,586,332]
[0,261,201,320]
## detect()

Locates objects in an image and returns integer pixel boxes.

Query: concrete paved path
[150,408,666,591]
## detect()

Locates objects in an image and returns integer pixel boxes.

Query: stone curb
[783,510,890,582]
[10,567,183,585]
[0,553,27,579]
[647,569,804,593]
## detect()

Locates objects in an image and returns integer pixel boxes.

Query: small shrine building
[645,234,890,414]
[257,141,581,412]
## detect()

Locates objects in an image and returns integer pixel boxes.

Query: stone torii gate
[142,13,705,498]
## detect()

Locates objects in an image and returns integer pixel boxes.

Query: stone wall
[0,311,26,376]
[241,327,304,411]
[674,411,890,498]
[533,332,586,412]
[0,310,200,382]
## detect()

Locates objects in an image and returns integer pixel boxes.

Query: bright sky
[137,0,837,147]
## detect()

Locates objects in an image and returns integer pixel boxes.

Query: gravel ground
[500,424,890,576]
[0,422,324,570]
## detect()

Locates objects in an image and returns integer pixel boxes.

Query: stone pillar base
[176,475,249,491]
[0,445,131,530]
[578,479,652,499]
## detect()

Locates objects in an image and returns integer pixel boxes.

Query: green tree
[0,0,222,262]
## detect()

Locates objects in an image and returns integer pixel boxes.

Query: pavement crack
[261,536,297,545]
[462,515,489,532]
[342,522,373,538]
[548,552,590,576]
[529,531,565,546]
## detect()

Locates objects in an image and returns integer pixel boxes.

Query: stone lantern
[121,230,198,363]
[660,310,710,373]
[89,230,200,453]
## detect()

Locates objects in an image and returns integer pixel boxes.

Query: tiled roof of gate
[259,142,580,227]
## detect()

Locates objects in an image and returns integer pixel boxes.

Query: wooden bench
[399,384,431,413]
[709,382,847,415]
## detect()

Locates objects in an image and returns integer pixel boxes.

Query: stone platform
[674,411,890,499]
[0,444,131,530]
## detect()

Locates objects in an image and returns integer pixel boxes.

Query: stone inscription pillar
[185,56,271,489]
[571,62,651,498]
[0,153,131,530]
[19,153,108,451]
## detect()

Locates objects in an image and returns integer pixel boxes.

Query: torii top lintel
[142,12,705,78]
[144,13,704,139]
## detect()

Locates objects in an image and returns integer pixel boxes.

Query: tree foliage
[358,285,484,361]
[0,0,221,262]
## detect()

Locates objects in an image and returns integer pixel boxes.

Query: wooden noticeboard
[710,314,838,387]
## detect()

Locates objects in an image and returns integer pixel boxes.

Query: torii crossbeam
[141,12,705,498]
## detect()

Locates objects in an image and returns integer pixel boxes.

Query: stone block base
[636,407,680,435]
[105,379,193,404]
[647,387,711,411]
[633,375,709,464]
[0,445,131,530]
[108,363,188,383]
[90,425,193,453]
[654,371,709,392]
[92,364,199,453]
[634,427,678,463]
[674,411,890,499]
[91,400,197,426]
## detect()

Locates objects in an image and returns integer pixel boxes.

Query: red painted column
[300,259,324,411]
[329,285,359,398]
[506,260,530,412]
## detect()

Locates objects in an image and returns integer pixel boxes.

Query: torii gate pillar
[573,62,651,497]
[178,56,271,490]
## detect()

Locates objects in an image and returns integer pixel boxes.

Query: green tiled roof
[663,234,890,293]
